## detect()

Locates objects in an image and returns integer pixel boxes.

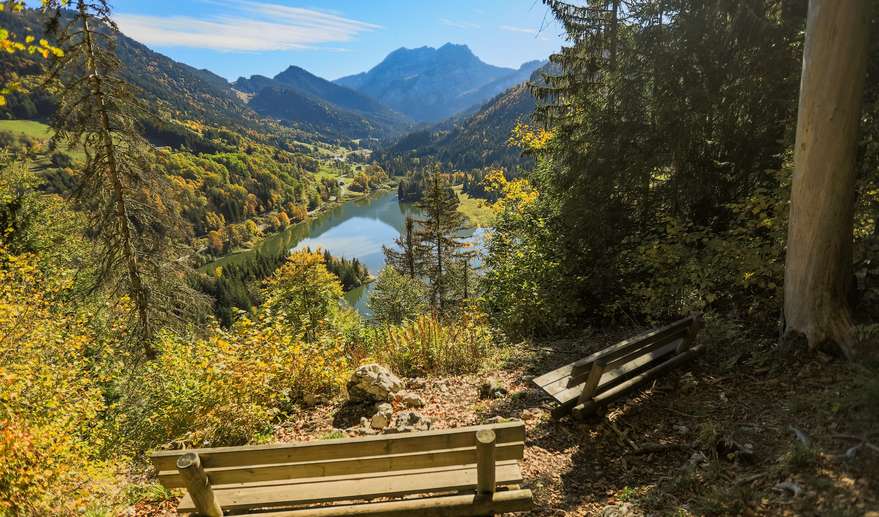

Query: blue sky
[108,0,565,81]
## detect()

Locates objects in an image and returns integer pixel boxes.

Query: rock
[396,391,425,408]
[393,411,432,432]
[682,451,709,472]
[347,364,404,403]
[479,377,508,399]
[673,424,689,435]
[302,393,321,407]
[601,502,640,517]
[407,377,427,389]
[370,402,393,430]
[773,480,803,497]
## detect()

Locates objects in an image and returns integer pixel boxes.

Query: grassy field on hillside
[454,186,495,228]
[0,119,53,139]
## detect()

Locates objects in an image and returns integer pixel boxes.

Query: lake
[211,190,484,316]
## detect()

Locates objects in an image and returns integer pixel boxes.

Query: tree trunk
[784,0,870,358]
[80,2,156,357]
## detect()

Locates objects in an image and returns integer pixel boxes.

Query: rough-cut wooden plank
[178,461,524,513]
[176,452,223,517]
[150,421,524,472]
[555,340,679,405]
[533,316,695,389]
[231,489,534,517]
[159,442,525,489]
[577,359,607,404]
[549,341,680,419]
[571,344,705,419]
[547,336,683,398]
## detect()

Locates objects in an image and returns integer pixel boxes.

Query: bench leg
[176,452,223,517]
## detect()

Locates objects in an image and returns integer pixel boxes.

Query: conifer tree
[44,0,206,356]
[383,215,419,278]
[414,167,465,315]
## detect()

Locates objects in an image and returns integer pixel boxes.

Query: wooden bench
[533,315,704,419]
[149,420,533,516]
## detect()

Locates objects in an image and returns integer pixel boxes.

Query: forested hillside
[234,66,412,140]
[376,80,537,176]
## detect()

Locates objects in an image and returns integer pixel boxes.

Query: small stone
[408,377,427,389]
[601,502,639,517]
[682,451,709,472]
[370,402,393,430]
[479,377,508,399]
[396,391,425,408]
[673,424,689,435]
[394,411,432,432]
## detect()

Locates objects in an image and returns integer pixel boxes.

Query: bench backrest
[150,420,525,489]
[565,315,700,387]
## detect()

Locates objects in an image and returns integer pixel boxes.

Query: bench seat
[177,461,524,513]
[150,420,533,516]
[534,315,704,418]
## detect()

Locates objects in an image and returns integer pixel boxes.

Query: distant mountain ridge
[374,63,559,175]
[335,43,546,123]
[233,66,412,140]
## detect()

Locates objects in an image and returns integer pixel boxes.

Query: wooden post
[677,314,702,354]
[176,452,223,517]
[476,429,497,495]
[578,359,607,405]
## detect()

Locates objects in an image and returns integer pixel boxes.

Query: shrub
[114,313,349,453]
[0,246,121,515]
[367,311,492,376]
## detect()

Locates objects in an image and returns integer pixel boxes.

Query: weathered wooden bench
[533,315,704,420]
[149,420,533,516]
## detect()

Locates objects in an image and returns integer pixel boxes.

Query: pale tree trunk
[784,0,870,358]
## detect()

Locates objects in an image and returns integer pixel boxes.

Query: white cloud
[440,18,480,30]
[500,25,538,35]
[114,1,381,52]
[499,24,553,41]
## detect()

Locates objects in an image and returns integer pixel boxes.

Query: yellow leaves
[508,122,555,151]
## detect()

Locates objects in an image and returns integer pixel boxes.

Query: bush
[114,314,349,453]
[0,245,121,515]
[366,311,492,376]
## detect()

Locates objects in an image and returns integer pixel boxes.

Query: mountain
[0,8,257,130]
[0,9,410,144]
[335,43,541,123]
[233,66,411,140]
[374,63,559,175]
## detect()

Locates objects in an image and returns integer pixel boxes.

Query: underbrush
[0,243,496,514]
[363,310,494,376]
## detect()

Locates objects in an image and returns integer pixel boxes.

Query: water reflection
[211,190,484,316]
